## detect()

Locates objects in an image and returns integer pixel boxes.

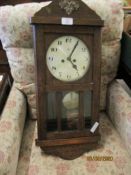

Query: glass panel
[46,90,92,132]
[84,90,92,128]
[47,92,57,132]
[62,91,79,131]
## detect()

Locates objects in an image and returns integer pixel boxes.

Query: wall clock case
[31,0,104,160]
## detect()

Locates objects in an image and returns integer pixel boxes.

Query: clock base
[41,143,99,160]
[36,135,100,160]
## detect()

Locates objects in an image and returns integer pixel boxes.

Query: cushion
[0,84,26,175]
[107,79,131,157]
[0,2,51,119]
[0,0,124,119]
[16,113,131,175]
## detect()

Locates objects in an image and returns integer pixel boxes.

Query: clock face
[46,36,90,82]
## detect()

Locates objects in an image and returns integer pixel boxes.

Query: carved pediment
[31,0,104,26]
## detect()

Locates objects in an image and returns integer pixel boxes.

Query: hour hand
[72,63,77,70]
[70,61,79,76]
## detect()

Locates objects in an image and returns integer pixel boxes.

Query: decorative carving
[59,0,80,15]
[45,7,52,14]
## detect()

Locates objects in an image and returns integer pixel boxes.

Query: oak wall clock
[31,0,104,160]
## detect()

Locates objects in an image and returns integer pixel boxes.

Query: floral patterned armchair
[0,0,131,175]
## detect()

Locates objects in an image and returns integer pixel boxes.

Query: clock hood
[31,0,104,26]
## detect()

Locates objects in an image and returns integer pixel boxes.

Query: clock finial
[59,0,80,15]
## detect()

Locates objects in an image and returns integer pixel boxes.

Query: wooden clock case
[31,0,104,160]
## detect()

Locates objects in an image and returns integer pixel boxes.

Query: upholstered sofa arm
[0,83,27,175]
[107,79,131,157]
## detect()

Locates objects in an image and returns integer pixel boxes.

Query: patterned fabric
[0,0,124,118]
[17,113,131,175]
[0,83,26,175]
[16,120,36,175]
[83,0,124,41]
[0,2,51,119]
[0,2,51,48]
[107,79,131,157]
[6,48,36,118]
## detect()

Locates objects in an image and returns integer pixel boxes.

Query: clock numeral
[49,57,53,61]
[52,66,56,70]
[67,75,71,80]
[58,41,62,45]
[65,38,72,43]
[83,66,86,70]
[85,57,89,61]
[82,48,86,52]
[59,72,62,77]
[51,48,57,52]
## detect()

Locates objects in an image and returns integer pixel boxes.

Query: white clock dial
[46,36,90,82]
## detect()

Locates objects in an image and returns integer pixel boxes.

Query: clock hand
[66,40,79,75]
[66,40,79,69]
[67,40,79,61]
[69,60,76,68]
[69,60,79,76]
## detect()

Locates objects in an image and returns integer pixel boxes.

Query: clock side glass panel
[46,36,90,82]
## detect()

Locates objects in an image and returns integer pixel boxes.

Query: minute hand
[67,40,79,60]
